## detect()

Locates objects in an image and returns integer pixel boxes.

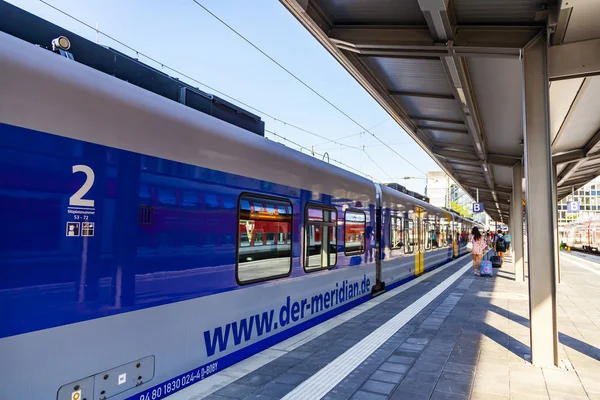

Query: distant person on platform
[495,229,507,262]
[470,227,486,276]
[505,230,511,251]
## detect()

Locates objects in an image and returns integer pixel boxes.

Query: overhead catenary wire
[37,0,360,151]
[192,0,428,177]
[37,0,401,182]
[311,119,390,147]
[265,129,380,182]
[362,147,394,182]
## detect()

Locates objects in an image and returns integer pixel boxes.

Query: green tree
[450,201,473,218]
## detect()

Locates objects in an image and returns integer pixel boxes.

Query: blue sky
[9,0,441,193]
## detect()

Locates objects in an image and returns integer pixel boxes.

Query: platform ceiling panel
[453,0,547,24]
[466,57,523,157]
[393,94,462,121]
[549,78,585,144]
[364,57,453,96]
[553,77,600,154]
[425,130,469,144]
[416,119,466,130]
[319,0,425,24]
[492,165,514,188]
[561,1,600,43]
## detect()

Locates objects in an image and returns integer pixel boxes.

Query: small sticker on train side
[82,222,95,237]
[71,390,81,400]
[66,222,80,237]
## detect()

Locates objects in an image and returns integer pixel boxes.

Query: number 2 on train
[69,165,95,207]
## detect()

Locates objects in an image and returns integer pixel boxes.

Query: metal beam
[456,170,487,179]
[420,126,469,134]
[561,174,599,187]
[433,148,480,161]
[512,163,524,282]
[549,38,600,81]
[495,185,513,194]
[487,153,521,167]
[552,164,561,285]
[437,151,520,167]
[328,24,536,56]
[411,117,464,125]
[552,5,571,45]
[557,160,583,186]
[390,91,455,100]
[583,129,600,154]
[433,144,475,153]
[449,159,485,167]
[552,149,585,164]
[522,33,558,367]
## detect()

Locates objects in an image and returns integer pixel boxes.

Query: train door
[415,207,425,275]
[452,219,459,258]
[592,221,600,251]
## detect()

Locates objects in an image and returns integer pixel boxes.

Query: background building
[426,171,450,208]
[426,171,491,228]
[557,176,600,238]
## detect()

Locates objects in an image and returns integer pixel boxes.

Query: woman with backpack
[470,227,486,276]
[495,229,507,262]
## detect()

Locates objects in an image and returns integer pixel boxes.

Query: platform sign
[472,202,484,213]
[567,201,580,212]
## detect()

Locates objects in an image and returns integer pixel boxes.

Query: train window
[390,216,404,250]
[344,210,366,255]
[425,222,435,250]
[254,232,264,246]
[237,194,292,284]
[404,219,414,254]
[305,206,337,271]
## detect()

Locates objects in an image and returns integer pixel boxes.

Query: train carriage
[565,218,600,253]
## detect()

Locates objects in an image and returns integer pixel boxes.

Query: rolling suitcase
[490,251,502,268]
[480,253,493,277]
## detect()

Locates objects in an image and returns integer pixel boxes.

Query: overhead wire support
[265,129,380,182]
[192,0,427,177]
[362,145,395,182]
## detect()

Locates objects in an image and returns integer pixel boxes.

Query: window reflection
[237,195,292,283]
[305,207,337,271]
[345,211,366,255]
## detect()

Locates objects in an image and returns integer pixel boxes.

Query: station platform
[173,252,600,400]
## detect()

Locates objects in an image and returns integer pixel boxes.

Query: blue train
[0,29,480,400]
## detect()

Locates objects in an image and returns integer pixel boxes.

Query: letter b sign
[472,202,484,213]
[567,201,580,212]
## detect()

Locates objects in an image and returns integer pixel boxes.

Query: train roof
[0,1,265,137]
[0,31,375,205]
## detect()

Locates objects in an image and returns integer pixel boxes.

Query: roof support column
[511,162,525,283]
[551,164,561,285]
[522,33,559,367]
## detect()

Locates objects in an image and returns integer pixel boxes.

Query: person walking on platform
[495,229,507,262]
[470,227,486,276]
[505,230,511,251]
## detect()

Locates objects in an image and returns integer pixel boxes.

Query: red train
[565,218,600,253]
